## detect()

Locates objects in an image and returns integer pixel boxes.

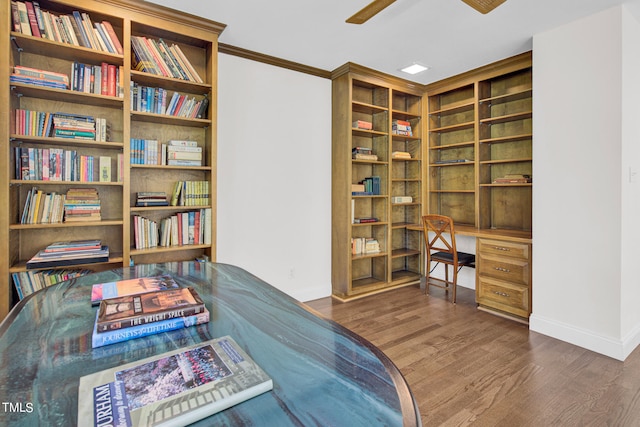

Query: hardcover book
[90,274,180,305]
[78,336,273,426]
[91,308,210,348]
[96,287,205,332]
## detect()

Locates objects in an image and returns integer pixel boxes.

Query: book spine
[92,310,209,348]
[96,300,206,333]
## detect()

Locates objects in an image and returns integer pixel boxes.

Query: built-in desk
[0,262,419,426]
[411,224,533,322]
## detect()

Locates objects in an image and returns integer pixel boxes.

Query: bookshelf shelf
[10,83,125,107]
[10,220,123,230]
[130,244,210,256]
[1,0,224,319]
[10,134,124,149]
[9,255,125,274]
[10,32,124,63]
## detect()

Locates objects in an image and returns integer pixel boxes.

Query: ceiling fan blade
[346,0,397,24]
[461,0,506,14]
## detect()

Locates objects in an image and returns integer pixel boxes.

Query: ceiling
[146,0,632,84]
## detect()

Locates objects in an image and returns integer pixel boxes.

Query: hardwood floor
[305,285,640,426]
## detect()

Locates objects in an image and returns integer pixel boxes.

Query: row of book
[71,62,124,98]
[130,83,209,119]
[14,109,109,142]
[130,139,203,166]
[12,267,92,300]
[133,208,212,250]
[21,187,102,224]
[392,119,413,136]
[352,176,381,195]
[131,35,203,83]
[15,147,113,182]
[171,180,211,207]
[351,237,381,255]
[82,277,271,424]
[10,1,123,54]
[26,239,109,270]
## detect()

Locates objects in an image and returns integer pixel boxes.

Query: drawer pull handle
[494,291,510,297]
[493,246,510,251]
[494,267,511,273]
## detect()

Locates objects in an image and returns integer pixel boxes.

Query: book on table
[78,336,273,426]
[90,274,181,305]
[91,308,210,348]
[96,287,205,332]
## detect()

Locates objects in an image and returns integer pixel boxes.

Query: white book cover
[78,336,272,426]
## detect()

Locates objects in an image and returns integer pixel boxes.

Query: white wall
[216,54,332,302]
[531,4,640,360]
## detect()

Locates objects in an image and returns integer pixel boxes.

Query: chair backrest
[422,214,458,261]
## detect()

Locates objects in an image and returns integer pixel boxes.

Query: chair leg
[452,265,457,304]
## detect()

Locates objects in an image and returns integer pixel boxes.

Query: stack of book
[12,268,92,300]
[90,279,210,348]
[26,239,109,269]
[352,146,378,161]
[351,237,381,255]
[392,119,413,136]
[20,187,65,224]
[52,112,96,140]
[166,140,203,166]
[392,151,412,159]
[352,120,373,130]
[10,1,124,54]
[493,174,532,184]
[130,35,203,83]
[136,192,168,207]
[64,188,101,222]
[10,65,68,90]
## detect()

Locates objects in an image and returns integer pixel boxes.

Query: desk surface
[408,223,532,243]
[0,262,419,426]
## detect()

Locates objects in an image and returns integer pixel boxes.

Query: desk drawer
[478,254,530,285]
[477,276,530,318]
[478,239,530,260]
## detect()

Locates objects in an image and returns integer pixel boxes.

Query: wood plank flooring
[305,285,640,426]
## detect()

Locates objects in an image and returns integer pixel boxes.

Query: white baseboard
[530,313,640,361]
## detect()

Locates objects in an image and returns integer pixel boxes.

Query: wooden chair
[421,214,475,303]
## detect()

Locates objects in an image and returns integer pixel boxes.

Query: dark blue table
[0,262,419,426]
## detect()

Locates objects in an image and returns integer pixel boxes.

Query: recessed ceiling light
[400,63,429,75]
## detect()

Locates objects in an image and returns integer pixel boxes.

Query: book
[90,274,181,305]
[91,308,210,348]
[26,245,109,269]
[77,336,273,426]
[96,287,205,332]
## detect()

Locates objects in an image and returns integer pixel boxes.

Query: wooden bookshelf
[331,63,424,301]
[0,0,225,319]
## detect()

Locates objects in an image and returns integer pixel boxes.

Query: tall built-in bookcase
[0,0,224,320]
[426,52,533,321]
[332,63,423,300]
